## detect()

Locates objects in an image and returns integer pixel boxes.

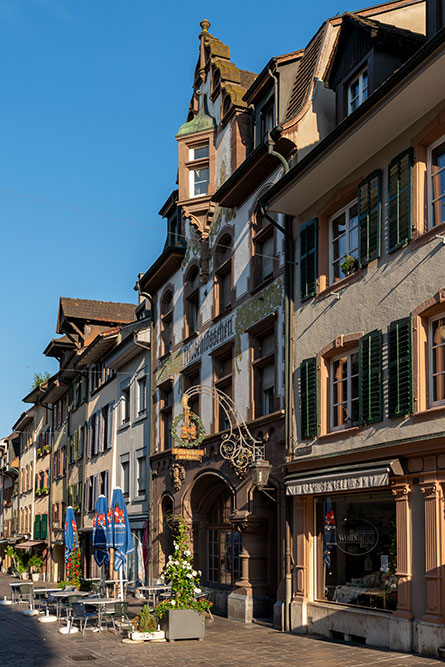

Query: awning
[286,459,403,496]
[15,540,47,550]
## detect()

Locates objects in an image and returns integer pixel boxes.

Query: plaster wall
[293,102,445,457]
[371,1,426,34]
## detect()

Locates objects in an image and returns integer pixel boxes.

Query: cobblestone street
[0,575,442,667]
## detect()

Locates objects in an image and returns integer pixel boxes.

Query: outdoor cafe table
[136,585,171,607]
[82,597,121,631]
[9,582,24,603]
[49,589,90,618]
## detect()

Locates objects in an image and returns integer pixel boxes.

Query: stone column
[294,497,307,603]
[420,482,444,624]
[392,483,413,619]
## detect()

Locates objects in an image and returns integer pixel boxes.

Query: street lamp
[249,458,272,489]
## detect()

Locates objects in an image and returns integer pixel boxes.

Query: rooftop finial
[200,19,210,34]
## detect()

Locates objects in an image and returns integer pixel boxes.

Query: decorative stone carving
[170,463,186,491]
[229,510,266,534]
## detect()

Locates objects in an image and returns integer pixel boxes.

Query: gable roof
[324,12,425,86]
[284,26,325,122]
[57,297,136,331]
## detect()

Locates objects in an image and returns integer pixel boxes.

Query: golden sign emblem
[171,394,206,448]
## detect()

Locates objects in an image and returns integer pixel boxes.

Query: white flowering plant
[153,516,212,619]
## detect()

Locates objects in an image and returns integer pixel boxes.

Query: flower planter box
[159,609,205,642]
[128,630,165,641]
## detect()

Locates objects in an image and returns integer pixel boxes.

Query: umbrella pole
[119,565,123,601]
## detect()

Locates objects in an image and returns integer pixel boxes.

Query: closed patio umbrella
[64,506,79,567]
[92,494,110,595]
[109,487,134,599]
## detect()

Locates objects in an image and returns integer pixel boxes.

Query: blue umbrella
[109,487,134,573]
[92,494,110,567]
[64,506,78,564]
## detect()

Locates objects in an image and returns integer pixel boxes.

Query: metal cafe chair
[71,602,99,637]
[18,583,33,606]
[100,602,118,635]
[113,601,131,629]
[63,595,84,623]
[196,591,214,620]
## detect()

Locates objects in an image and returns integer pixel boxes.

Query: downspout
[284,213,295,631]
[267,128,289,175]
[135,283,154,585]
[267,67,279,127]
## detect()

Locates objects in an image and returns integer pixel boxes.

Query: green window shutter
[388,316,413,418]
[34,514,41,539]
[35,473,38,491]
[300,219,318,301]
[300,357,318,439]
[68,435,73,464]
[41,514,48,540]
[388,148,412,252]
[359,171,381,267]
[359,330,383,425]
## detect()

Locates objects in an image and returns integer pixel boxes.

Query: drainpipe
[267,67,279,127]
[134,282,154,585]
[267,127,289,175]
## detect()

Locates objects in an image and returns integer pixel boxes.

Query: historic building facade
[263,0,445,656]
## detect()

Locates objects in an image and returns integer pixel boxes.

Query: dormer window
[188,143,209,197]
[347,67,368,115]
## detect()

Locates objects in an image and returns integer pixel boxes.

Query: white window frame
[427,135,445,230]
[120,454,130,497]
[329,199,359,284]
[429,314,445,407]
[189,144,209,161]
[347,67,368,115]
[137,375,147,417]
[189,166,209,198]
[330,349,359,431]
[120,383,131,426]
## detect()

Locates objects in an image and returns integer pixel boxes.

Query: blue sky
[0,0,367,435]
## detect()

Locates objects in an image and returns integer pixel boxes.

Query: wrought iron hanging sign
[171,394,206,461]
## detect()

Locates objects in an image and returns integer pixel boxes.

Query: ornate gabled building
[137,19,302,624]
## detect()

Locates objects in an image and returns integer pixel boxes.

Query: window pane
[260,333,274,358]
[193,145,209,160]
[260,235,274,280]
[193,167,209,196]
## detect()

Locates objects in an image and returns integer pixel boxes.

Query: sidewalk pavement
[0,573,441,667]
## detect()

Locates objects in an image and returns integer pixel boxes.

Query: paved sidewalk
[0,574,442,667]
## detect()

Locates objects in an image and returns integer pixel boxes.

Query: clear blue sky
[0,0,367,435]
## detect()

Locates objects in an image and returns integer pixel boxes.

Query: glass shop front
[315,490,397,610]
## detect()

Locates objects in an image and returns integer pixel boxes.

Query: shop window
[427,137,445,229]
[330,200,359,283]
[207,489,241,585]
[347,67,368,115]
[430,314,445,406]
[185,267,200,337]
[214,234,233,316]
[160,290,173,355]
[252,327,276,419]
[213,347,233,431]
[160,382,173,451]
[315,491,397,610]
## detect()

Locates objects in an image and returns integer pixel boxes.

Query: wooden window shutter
[68,435,73,464]
[359,171,381,266]
[388,316,413,418]
[359,330,383,425]
[41,514,48,540]
[300,219,318,301]
[107,402,114,449]
[84,479,90,512]
[68,383,74,411]
[34,514,41,539]
[300,357,318,439]
[79,425,85,459]
[388,148,412,252]
[87,416,92,459]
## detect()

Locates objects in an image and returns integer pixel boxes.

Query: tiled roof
[59,297,136,324]
[284,27,324,122]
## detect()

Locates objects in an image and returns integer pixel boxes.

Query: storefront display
[315,490,397,610]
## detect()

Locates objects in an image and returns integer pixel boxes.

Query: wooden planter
[159,609,205,642]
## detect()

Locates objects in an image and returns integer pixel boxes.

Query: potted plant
[41,486,49,494]
[37,448,43,457]
[43,444,50,453]
[16,553,30,580]
[153,517,211,642]
[340,254,358,276]
[5,545,19,575]
[28,554,43,582]
[129,605,165,641]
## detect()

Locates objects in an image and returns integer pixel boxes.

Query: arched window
[214,234,232,316]
[185,267,200,337]
[207,489,241,585]
[160,290,173,356]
